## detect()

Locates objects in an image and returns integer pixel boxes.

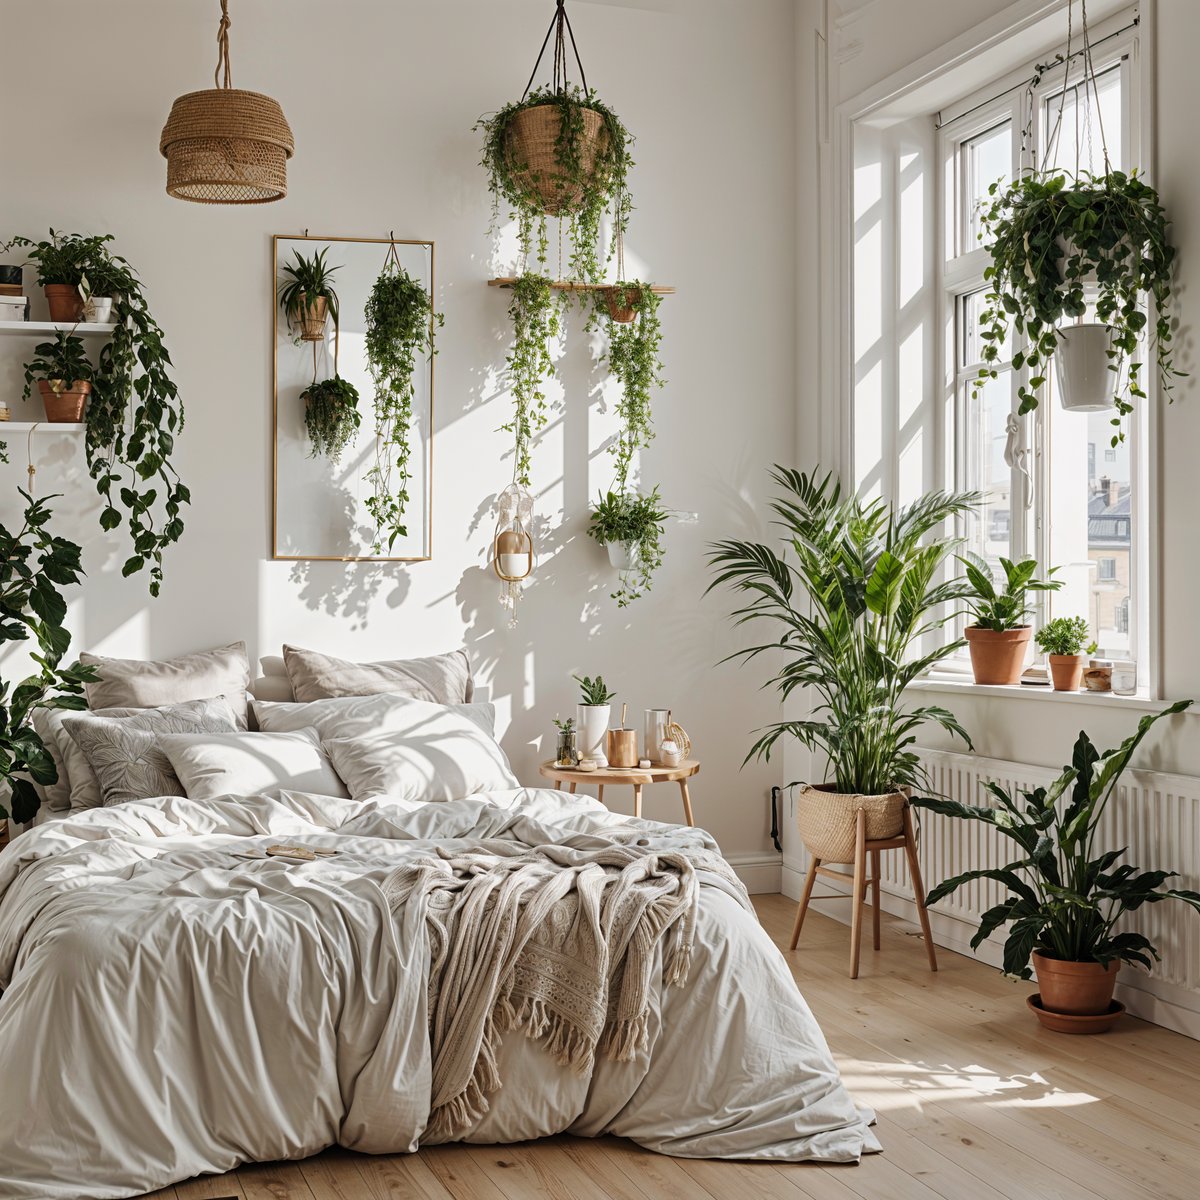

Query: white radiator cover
[782,747,1200,1039]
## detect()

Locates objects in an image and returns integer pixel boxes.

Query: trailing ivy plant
[300,376,361,463]
[504,274,561,488]
[976,170,1182,443]
[0,467,97,825]
[587,487,669,607]
[600,282,663,490]
[476,84,634,281]
[363,261,442,552]
[9,232,188,595]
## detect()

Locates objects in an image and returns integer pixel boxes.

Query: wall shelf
[0,421,86,434]
[0,321,116,337]
[487,278,675,296]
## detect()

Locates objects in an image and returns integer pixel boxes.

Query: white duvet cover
[0,788,878,1198]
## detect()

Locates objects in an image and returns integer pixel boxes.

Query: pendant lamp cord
[215,0,233,90]
[522,0,589,100]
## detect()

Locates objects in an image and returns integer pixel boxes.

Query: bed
[0,646,878,1198]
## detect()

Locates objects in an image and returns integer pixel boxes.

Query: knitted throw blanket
[380,839,725,1143]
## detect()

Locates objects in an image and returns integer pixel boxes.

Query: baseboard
[782,860,1200,1040]
[725,852,782,895]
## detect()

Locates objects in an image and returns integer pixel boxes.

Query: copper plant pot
[1032,952,1121,1017]
[37,379,91,422]
[296,293,328,342]
[1048,654,1085,692]
[606,728,638,769]
[965,625,1032,685]
[44,284,84,323]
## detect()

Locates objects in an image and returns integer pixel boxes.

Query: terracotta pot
[37,379,91,422]
[965,625,1032,685]
[1048,654,1085,692]
[44,284,84,323]
[1032,952,1120,1017]
[296,293,328,342]
[796,782,907,864]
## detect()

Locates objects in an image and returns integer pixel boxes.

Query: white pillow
[253,692,494,742]
[281,644,474,705]
[158,728,349,801]
[317,699,519,803]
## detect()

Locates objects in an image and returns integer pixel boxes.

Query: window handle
[1004,412,1034,510]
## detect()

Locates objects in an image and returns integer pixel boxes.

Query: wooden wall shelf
[487,278,675,296]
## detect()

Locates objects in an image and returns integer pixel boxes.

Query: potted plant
[278,247,340,342]
[959,552,1061,685]
[587,488,669,607]
[22,331,93,422]
[708,468,979,860]
[573,674,615,768]
[504,273,561,488]
[1035,616,1097,692]
[0,478,97,826]
[914,702,1198,1033]
[363,257,443,553]
[299,376,361,463]
[976,170,1182,437]
[3,229,105,321]
[552,716,579,768]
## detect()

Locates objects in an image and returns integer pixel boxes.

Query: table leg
[679,780,694,826]
[597,785,605,807]
[568,781,577,795]
[633,784,643,819]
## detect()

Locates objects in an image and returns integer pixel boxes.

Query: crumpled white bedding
[0,787,879,1198]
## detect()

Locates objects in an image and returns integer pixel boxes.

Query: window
[936,11,1147,672]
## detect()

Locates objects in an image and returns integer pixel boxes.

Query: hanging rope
[1042,0,1111,179]
[214,0,233,89]
[521,0,589,100]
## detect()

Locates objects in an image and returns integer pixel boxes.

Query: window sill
[911,675,1182,715]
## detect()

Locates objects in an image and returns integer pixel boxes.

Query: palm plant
[278,248,341,332]
[707,467,979,795]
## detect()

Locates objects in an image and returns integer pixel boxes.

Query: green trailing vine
[587,487,669,607]
[363,258,442,552]
[601,282,663,490]
[504,274,561,488]
[977,170,1182,443]
[300,376,361,463]
[8,232,188,596]
[477,84,633,281]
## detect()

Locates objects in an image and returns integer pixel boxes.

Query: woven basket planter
[160,89,294,204]
[504,104,610,217]
[295,294,328,342]
[795,782,906,864]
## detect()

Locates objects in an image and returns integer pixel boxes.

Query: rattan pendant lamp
[160,0,294,203]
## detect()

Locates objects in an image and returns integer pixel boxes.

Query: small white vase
[607,541,637,571]
[1055,323,1115,412]
[84,296,114,324]
[577,703,610,768]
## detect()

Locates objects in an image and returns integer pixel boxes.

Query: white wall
[0,0,797,867]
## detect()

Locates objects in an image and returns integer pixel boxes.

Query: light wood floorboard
[148,895,1200,1200]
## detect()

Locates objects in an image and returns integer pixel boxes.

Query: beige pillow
[281,645,473,705]
[81,642,251,726]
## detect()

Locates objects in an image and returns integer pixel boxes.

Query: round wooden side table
[538,760,699,825]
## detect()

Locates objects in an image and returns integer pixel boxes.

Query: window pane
[1042,65,1122,177]
[961,369,1013,570]
[962,288,1010,367]
[965,120,1012,247]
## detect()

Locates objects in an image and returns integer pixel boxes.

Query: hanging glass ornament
[492,483,535,626]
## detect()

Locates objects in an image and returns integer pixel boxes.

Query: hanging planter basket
[601,284,640,323]
[296,294,328,342]
[1055,323,1116,412]
[506,103,611,217]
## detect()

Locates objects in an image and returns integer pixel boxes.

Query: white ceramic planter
[577,703,611,767]
[1055,323,1115,412]
[84,296,114,323]
[607,541,637,571]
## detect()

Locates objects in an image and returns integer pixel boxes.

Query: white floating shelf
[0,421,86,434]
[0,321,117,337]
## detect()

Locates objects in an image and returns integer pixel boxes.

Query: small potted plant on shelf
[708,467,979,863]
[552,716,579,768]
[914,702,1199,1033]
[299,376,361,463]
[587,488,669,607]
[22,331,93,422]
[959,552,1061,685]
[573,674,615,768]
[1035,616,1097,692]
[278,248,340,342]
[4,229,116,322]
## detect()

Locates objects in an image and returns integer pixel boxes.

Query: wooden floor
[142,894,1200,1200]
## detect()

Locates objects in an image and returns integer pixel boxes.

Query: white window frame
[932,8,1153,688]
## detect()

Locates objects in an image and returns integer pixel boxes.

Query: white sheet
[0,788,878,1198]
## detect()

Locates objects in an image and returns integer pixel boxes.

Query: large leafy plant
[913,702,1199,976]
[0,473,97,824]
[504,274,561,488]
[707,468,979,795]
[9,232,188,595]
[300,376,361,463]
[587,488,669,608]
[363,261,442,552]
[976,170,1182,441]
[959,552,1060,631]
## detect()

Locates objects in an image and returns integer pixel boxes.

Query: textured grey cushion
[281,644,473,705]
[159,728,348,802]
[63,698,240,807]
[34,704,143,812]
[80,642,251,726]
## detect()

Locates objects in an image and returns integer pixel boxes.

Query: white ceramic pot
[607,540,637,571]
[84,296,114,323]
[1055,323,1115,412]
[576,703,611,768]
